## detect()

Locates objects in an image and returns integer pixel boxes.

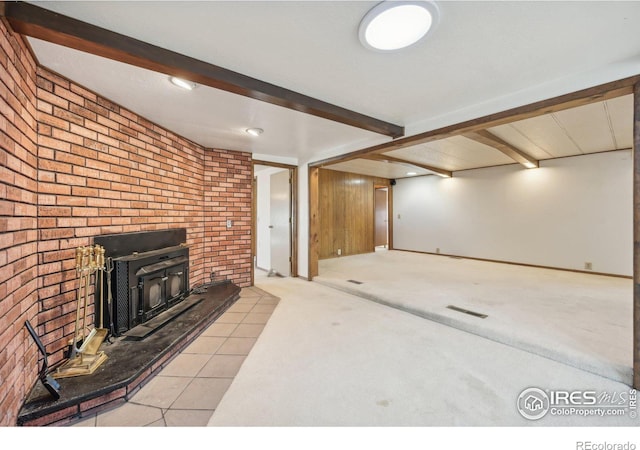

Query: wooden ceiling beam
[363,154,452,178]
[2,1,404,139]
[462,130,539,168]
[311,74,640,167]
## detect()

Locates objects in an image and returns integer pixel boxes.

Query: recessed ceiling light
[359,1,439,52]
[169,76,196,90]
[406,171,417,176]
[246,128,264,137]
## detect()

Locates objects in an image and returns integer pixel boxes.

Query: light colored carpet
[315,250,632,384]
[208,276,636,426]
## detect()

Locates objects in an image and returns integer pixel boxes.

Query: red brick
[38,182,71,195]
[68,103,95,122]
[36,68,69,89]
[85,100,110,117]
[69,123,97,140]
[53,84,84,106]
[86,178,111,189]
[38,135,70,152]
[57,217,87,228]
[70,186,99,197]
[37,89,68,109]
[40,158,72,174]
[52,128,84,145]
[55,151,85,167]
[70,144,98,160]
[69,83,96,102]
[95,96,120,113]
[53,105,84,126]
[56,173,86,186]
[55,195,87,207]
[39,206,71,217]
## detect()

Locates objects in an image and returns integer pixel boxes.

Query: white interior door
[269,169,291,276]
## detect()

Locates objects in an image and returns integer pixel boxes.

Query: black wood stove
[94,229,190,336]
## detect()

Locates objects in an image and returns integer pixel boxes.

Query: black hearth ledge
[17,281,241,426]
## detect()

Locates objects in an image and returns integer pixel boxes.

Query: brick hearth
[18,282,240,426]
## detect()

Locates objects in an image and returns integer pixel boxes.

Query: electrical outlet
[226,219,232,228]
[585,262,592,270]
[436,248,440,254]
[337,249,342,256]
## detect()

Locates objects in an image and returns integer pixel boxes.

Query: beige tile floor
[71,286,279,427]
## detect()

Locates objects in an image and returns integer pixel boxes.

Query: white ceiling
[24,1,640,169]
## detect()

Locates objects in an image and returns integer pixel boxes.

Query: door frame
[252,160,298,286]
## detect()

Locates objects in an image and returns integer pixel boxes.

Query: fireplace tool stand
[53,245,108,379]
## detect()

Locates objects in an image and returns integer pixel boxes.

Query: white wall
[393,150,632,276]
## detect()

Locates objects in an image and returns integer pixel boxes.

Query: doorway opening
[252,162,298,285]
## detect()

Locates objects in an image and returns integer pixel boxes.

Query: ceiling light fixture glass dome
[169,76,196,90]
[359,1,440,52]
[246,128,264,137]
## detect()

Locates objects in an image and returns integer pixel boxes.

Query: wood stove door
[166,263,186,305]
[141,272,167,321]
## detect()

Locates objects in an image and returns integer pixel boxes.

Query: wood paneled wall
[318,169,390,259]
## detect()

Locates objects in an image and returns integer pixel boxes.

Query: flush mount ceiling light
[169,76,197,90]
[246,128,264,137]
[406,171,417,176]
[359,1,439,52]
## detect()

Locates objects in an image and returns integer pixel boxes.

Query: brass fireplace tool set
[53,244,110,378]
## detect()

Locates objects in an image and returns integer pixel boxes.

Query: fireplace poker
[98,245,105,331]
[105,256,115,342]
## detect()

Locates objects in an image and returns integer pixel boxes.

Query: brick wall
[35,66,210,364]
[203,151,253,286]
[0,19,39,426]
[0,22,252,425]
